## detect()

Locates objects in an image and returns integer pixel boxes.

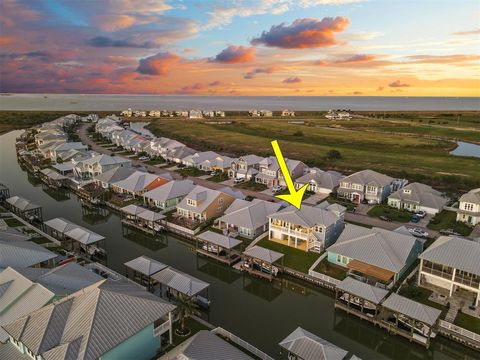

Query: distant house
[49,142,88,161]
[2,279,176,360]
[248,109,260,117]
[121,108,133,117]
[112,171,169,197]
[325,110,351,120]
[215,110,226,117]
[418,236,480,306]
[164,146,196,164]
[327,224,424,285]
[228,154,264,180]
[455,188,480,226]
[202,110,215,117]
[295,168,344,195]
[269,204,345,253]
[176,186,235,222]
[74,153,131,179]
[143,179,195,210]
[199,155,234,172]
[255,156,308,188]
[281,109,295,116]
[189,110,203,119]
[93,166,136,189]
[259,109,273,117]
[182,151,219,169]
[388,182,447,215]
[217,199,282,239]
[337,169,399,204]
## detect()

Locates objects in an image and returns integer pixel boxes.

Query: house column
[287,222,291,246]
[449,268,456,296]
[476,285,480,307]
[417,259,423,286]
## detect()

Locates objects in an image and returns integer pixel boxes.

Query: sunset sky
[1,0,479,96]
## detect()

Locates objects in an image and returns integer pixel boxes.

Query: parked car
[272,185,283,193]
[233,177,244,184]
[410,215,421,223]
[209,171,217,176]
[367,199,377,205]
[347,207,357,213]
[138,156,150,161]
[361,199,368,204]
[379,215,392,222]
[439,228,461,236]
[415,210,427,218]
[408,227,429,238]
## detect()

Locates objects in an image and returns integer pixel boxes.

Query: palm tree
[175,294,200,335]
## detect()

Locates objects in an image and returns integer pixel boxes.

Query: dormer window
[403,189,411,194]
[187,199,196,206]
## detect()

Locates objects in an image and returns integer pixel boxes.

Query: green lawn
[454,312,480,334]
[367,204,412,223]
[256,238,321,273]
[235,179,267,192]
[4,217,23,227]
[207,171,229,183]
[32,237,52,244]
[175,167,207,177]
[398,284,447,314]
[145,158,165,165]
[314,257,348,280]
[427,210,473,236]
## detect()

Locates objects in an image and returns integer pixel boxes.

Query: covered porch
[347,259,395,289]
[5,195,43,222]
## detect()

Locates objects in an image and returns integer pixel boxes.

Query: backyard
[314,257,348,280]
[427,210,473,236]
[235,179,267,192]
[398,283,448,315]
[256,238,321,273]
[454,312,480,334]
[207,171,229,183]
[367,204,412,223]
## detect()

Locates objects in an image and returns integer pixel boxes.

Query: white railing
[439,320,480,343]
[153,319,171,337]
[211,327,274,360]
[308,270,341,286]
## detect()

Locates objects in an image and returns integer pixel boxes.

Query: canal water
[0,130,478,360]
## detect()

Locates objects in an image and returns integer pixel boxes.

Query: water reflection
[42,185,70,201]
[122,226,169,251]
[242,276,283,302]
[196,257,242,284]
[81,205,112,225]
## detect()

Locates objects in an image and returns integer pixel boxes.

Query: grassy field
[147,112,480,191]
[454,312,480,334]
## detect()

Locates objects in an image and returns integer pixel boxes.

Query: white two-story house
[455,188,480,226]
[228,155,264,180]
[255,156,308,188]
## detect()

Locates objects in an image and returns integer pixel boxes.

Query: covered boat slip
[124,255,168,291]
[196,230,243,265]
[379,293,441,348]
[4,195,43,222]
[38,168,68,189]
[43,217,106,257]
[120,204,165,235]
[151,266,211,307]
[241,245,284,282]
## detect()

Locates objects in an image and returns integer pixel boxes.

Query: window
[187,199,196,206]
[464,203,474,211]
[218,197,224,205]
[337,254,341,262]
[352,183,363,191]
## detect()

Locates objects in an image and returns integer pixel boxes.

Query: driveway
[303,193,329,206]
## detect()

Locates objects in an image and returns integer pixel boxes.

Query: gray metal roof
[218,199,282,230]
[112,170,164,193]
[93,166,136,184]
[2,279,176,360]
[419,236,480,276]
[336,277,388,305]
[296,169,344,191]
[270,205,340,228]
[40,168,67,181]
[0,267,55,342]
[197,231,242,249]
[43,218,105,245]
[179,330,253,360]
[342,169,393,187]
[382,293,441,326]
[124,256,167,276]
[279,327,348,360]
[242,246,284,264]
[5,196,41,212]
[0,342,31,359]
[327,224,419,274]
[143,179,195,203]
[0,228,31,242]
[388,182,447,210]
[151,267,209,297]
[459,188,480,204]
[0,239,57,269]
[120,205,165,222]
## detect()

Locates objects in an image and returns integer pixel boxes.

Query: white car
[408,227,429,238]
[272,185,283,193]
[234,177,244,184]
[415,210,427,218]
[138,156,150,161]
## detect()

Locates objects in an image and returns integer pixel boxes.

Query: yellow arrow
[271,140,307,209]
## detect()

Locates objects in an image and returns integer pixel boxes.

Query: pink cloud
[251,17,349,49]
[244,66,278,79]
[212,45,255,63]
[283,77,302,84]
[136,52,182,75]
[389,80,410,87]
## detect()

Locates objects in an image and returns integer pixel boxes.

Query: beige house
[388,182,447,215]
[337,169,397,204]
[455,188,480,226]
[176,186,235,222]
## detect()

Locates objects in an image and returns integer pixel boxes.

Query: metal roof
[0,228,31,242]
[197,231,242,249]
[151,267,209,297]
[120,205,165,222]
[179,330,253,360]
[336,277,388,305]
[218,199,282,230]
[270,205,340,228]
[5,196,41,212]
[242,246,284,264]
[2,279,175,360]
[342,169,393,187]
[143,179,195,203]
[44,218,105,245]
[0,342,31,359]
[382,293,441,326]
[0,267,55,342]
[124,256,167,276]
[388,182,447,210]
[0,239,57,269]
[40,168,67,181]
[279,327,349,360]
[419,236,480,276]
[327,224,419,274]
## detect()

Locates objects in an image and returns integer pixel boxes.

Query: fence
[306,252,341,288]
[211,327,274,360]
[439,320,480,346]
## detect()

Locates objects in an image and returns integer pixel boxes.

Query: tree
[175,294,200,335]
[327,149,342,160]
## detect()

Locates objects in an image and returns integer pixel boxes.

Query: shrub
[327,149,342,160]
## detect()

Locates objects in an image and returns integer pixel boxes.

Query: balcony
[421,266,453,280]
[270,224,310,239]
[153,317,171,337]
[454,275,480,289]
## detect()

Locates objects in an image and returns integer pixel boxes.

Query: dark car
[439,228,461,236]
[380,215,392,222]
[410,215,421,223]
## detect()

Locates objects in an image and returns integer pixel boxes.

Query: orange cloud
[95,15,137,31]
[389,80,410,87]
[251,17,349,49]
[211,45,255,63]
[0,35,15,46]
[136,52,182,76]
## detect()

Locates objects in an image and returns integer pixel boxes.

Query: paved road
[78,123,440,238]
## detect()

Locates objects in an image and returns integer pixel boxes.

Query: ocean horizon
[0,93,479,111]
